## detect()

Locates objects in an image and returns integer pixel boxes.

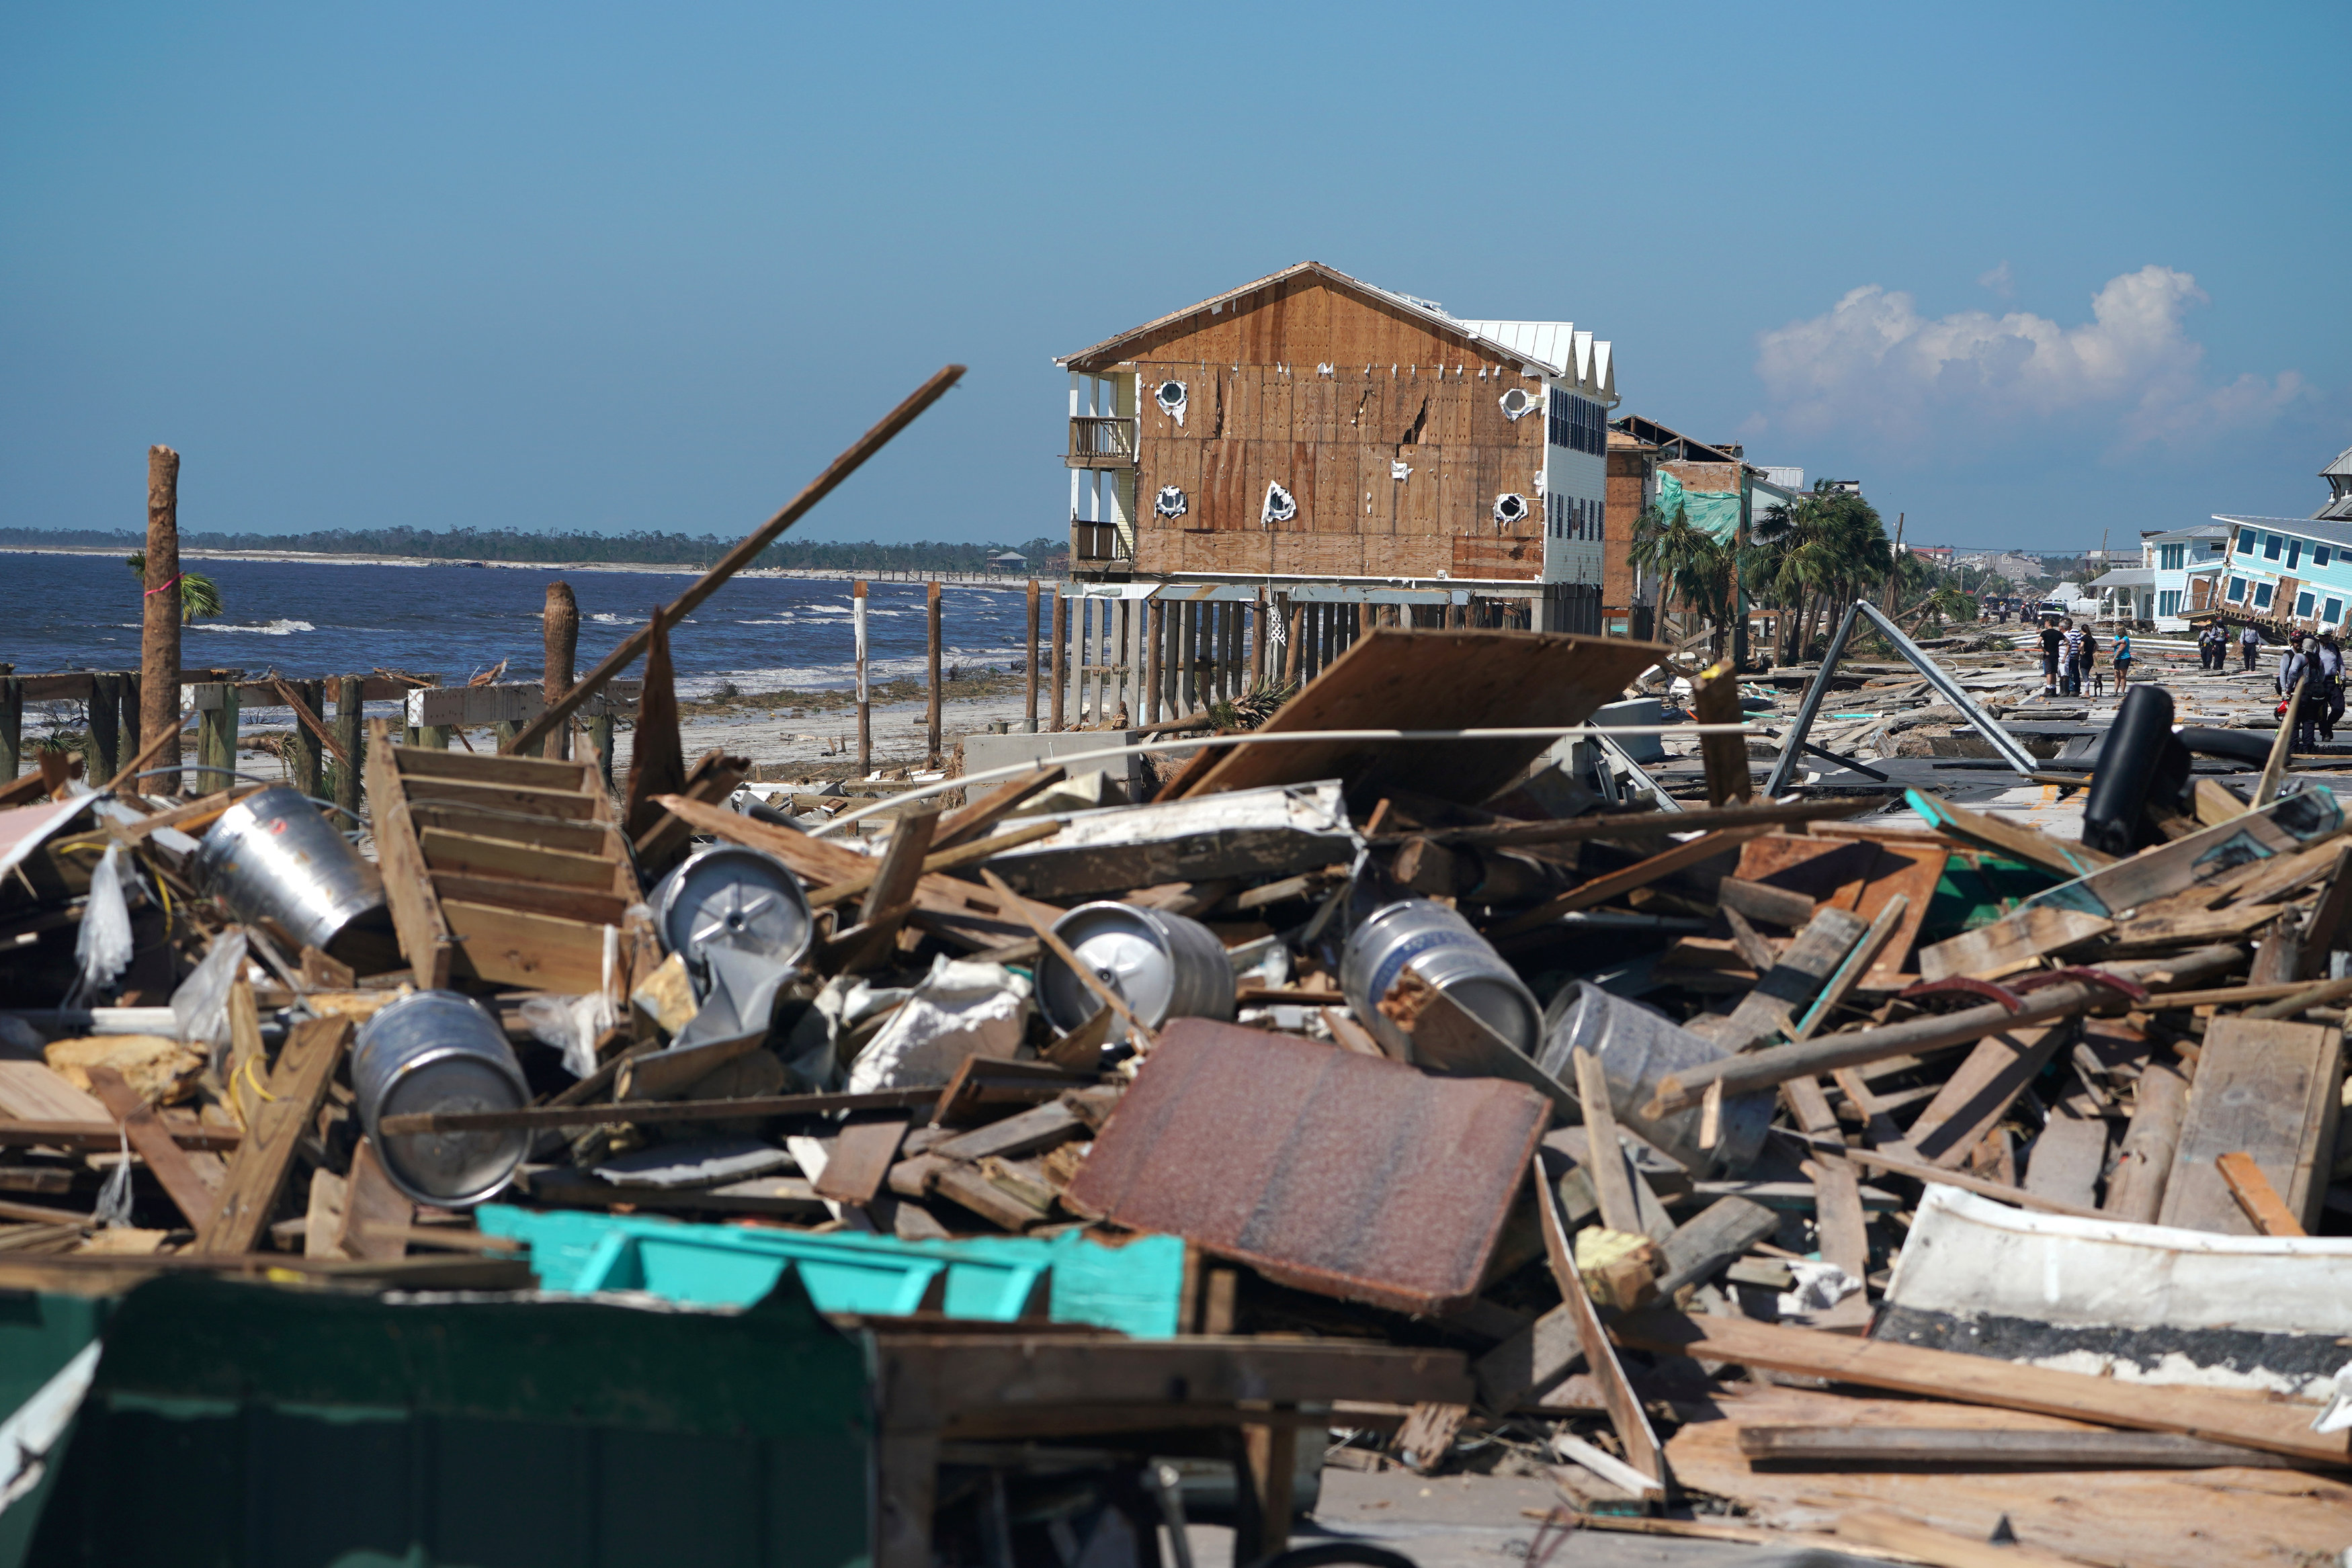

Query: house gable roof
[1054,261,1612,398]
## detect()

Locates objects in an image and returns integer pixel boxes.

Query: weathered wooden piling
[195,683,239,789]
[1144,600,1163,725]
[140,445,182,793]
[1025,578,1041,733]
[1049,590,1067,732]
[543,581,579,760]
[334,675,365,817]
[289,679,325,797]
[0,676,21,781]
[589,713,617,793]
[86,672,124,785]
[926,580,942,765]
[853,580,871,775]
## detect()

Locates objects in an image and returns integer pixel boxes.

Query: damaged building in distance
[1055,261,1617,634]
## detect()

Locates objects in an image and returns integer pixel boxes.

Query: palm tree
[124,553,223,620]
[1630,500,1738,656]
[1747,482,1893,660]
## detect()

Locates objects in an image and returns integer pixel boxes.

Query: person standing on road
[2320,630,2346,742]
[2113,629,2134,688]
[2061,619,2086,697]
[2199,624,2221,670]
[2242,623,2263,671]
[2283,636,2326,752]
[2039,617,2063,697]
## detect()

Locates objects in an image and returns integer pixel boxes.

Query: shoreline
[0,545,1061,587]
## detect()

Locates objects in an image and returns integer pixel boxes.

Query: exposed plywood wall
[1123,277,1547,580]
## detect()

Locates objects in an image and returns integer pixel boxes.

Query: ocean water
[0,551,1040,698]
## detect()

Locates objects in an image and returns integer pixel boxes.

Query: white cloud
[1976,261,2013,298]
[1753,265,2310,451]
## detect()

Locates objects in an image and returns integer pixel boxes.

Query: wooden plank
[2159,1017,2343,1233]
[1904,793,2113,879]
[931,766,1066,852]
[2021,1091,2108,1210]
[332,1137,414,1261]
[2106,900,2289,951]
[0,1062,109,1123]
[366,720,454,990]
[394,775,599,822]
[1533,1153,1667,1491]
[806,818,1060,909]
[442,900,609,993]
[1733,1424,2286,1469]
[397,745,596,791]
[1495,827,1769,937]
[408,803,612,857]
[810,1113,910,1206]
[0,1119,239,1151]
[1891,1027,2063,1168]
[1838,1508,2083,1568]
[1729,834,1942,988]
[2023,789,2346,919]
[429,870,630,927]
[1654,1196,1778,1297]
[84,1064,218,1230]
[1691,658,1751,806]
[2216,1150,2307,1237]
[1713,904,1870,1051]
[1568,1049,1642,1235]
[417,827,618,888]
[1612,1307,2352,1466]
[1919,908,2112,982]
[192,1017,351,1256]
[1789,894,1908,1040]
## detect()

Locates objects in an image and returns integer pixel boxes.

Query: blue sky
[3,1,2345,553]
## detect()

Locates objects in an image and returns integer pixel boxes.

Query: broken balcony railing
[1065,415,1137,469]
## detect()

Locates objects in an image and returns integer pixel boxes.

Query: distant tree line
[0,526,1066,573]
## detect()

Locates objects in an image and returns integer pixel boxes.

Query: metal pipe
[1761,599,1863,797]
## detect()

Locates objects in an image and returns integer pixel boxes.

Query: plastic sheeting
[1657,471,1741,544]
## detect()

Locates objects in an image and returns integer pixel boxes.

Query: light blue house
[2208,443,2352,634]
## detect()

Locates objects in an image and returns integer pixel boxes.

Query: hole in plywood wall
[1493,493,1529,525]
[1499,388,1536,420]
[1154,486,1187,519]
[1155,381,1187,426]
[1261,482,1297,526]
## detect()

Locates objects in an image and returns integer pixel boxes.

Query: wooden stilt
[542,582,579,760]
[1024,578,1040,733]
[1144,599,1164,724]
[926,580,943,764]
[289,679,324,797]
[853,580,871,775]
[1049,589,1066,732]
[86,672,122,785]
[140,445,183,794]
[334,676,364,816]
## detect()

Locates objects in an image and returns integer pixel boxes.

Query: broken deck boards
[2157,1016,2344,1234]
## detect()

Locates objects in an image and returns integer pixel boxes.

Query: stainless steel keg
[189,785,386,955]
[353,990,532,1207]
[1035,902,1236,1043]
[650,844,815,994]
[1540,980,1772,1176]
[1340,898,1541,1060]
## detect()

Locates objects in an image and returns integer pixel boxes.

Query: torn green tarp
[1657,471,1740,544]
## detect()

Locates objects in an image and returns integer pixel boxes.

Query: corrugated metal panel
[1450,318,1574,378]
[1066,1020,1551,1316]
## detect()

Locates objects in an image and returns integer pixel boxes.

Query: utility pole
[1884,512,1904,617]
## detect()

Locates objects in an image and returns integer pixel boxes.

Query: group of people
[2196,622,2267,672]
[2038,617,2131,696]
[2278,631,2347,750]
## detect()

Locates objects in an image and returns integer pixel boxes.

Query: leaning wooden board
[2158,1016,2344,1234]
[2023,787,2346,918]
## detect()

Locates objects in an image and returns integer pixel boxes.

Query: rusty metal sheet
[1065,1018,1551,1315]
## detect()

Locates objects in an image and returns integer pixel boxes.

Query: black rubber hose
[2175,726,2275,768]
[1247,1546,1422,1568]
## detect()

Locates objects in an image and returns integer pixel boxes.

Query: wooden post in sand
[926,579,943,766]
[140,446,183,793]
[543,582,579,760]
[853,580,871,776]
[0,677,21,783]
[335,676,364,816]
[1144,599,1164,726]
[1049,589,1067,732]
[1025,578,1040,734]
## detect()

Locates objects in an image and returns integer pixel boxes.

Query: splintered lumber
[192,1016,352,1256]
[2157,1016,2343,1234]
[1837,1508,2081,1568]
[1494,827,1769,937]
[806,819,1061,908]
[1611,1308,2352,1466]
[931,765,1066,851]
[1690,659,1751,805]
[2022,787,2345,919]
[1918,908,2111,982]
[1788,894,1908,1039]
[1903,791,2111,879]
[505,365,965,755]
[1568,1050,1642,1235]
[1643,945,2245,1117]
[1654,1196,1778,1297]
[1717,877,1816,928]
[655,792,1059,949]
[1533,1153,1667,1491]
[1714,904,1869,1049]
[366,720,455,989]
[377,1085,950,1136]
[0,1119,239,1151]
[1734,1424,2287,1469]
[1398,797,1874,851]
[1781,1131,2111,1221]
[85,1065,217,1231]
[1890,1027,2063,1168]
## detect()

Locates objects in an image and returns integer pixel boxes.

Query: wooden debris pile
[3,620,2349,1568]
